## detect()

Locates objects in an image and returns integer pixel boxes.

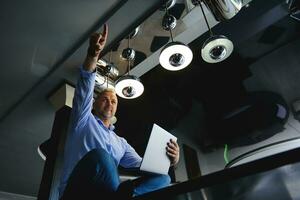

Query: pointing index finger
[101,24,108,41]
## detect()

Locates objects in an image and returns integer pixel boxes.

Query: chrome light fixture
[115,75,144,99]
[127,26,140,39]
[95,51,117,90]
[162,14,177,31]
[201,35,233,63]
[96,58,119,80]
[159,41,193,71]
[193,0,234,63]
[197,0,242,22]
[160,0,176,11]
[115,35,144,99]
[121,48,136,60]
[159,3,193,71]
[121,26,140,60]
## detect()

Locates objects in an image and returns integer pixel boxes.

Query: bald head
[95,88,117,98]
[93,88,118,123]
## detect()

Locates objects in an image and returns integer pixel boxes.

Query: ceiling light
[162,14,177,31]
[195,0,234,63]
[159,41,193,71]
[115,75,144,99]
[159,2,193,71]
[97,58,108,67]
[95,51,117,90]
[127,26,140,39]
[121,48,135,60]
[201,0,242,22]
[95,73,115,90]
[160,0,176,11]
[97,58,119,79]
[201,35,233,63]
[191,0,242,21]
[115,34,144,99]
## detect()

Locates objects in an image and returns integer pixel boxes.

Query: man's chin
[101,113,113,120]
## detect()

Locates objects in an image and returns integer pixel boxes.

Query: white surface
[0,191,36,200]
[48,83,75,111]
[159,43,193,71]
[292,100,300,112]
[201,37,233,63]
[140,124,177,175]
[115,77,144,99]
[229,137,300,167]
[119,175,140,183]
[37,146,46,161]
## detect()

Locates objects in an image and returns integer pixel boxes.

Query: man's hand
[87,24,108,58]
[166,139,180,166]
[83,24,108,72]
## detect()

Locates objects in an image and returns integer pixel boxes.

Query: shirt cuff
[79,66,96,78]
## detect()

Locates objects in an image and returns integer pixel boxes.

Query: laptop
[139,123,177,175]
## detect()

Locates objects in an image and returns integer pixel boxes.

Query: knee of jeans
[89,148,107,156]
[86,148,120,190]
[87,148,111,163]
[158,174,171,185]
[85,148,117,172]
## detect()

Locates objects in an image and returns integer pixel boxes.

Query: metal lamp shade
[201,35,233,63]
[159,41,193,71]
[115,75,144,99]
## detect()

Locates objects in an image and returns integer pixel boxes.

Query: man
[58,24,180,200]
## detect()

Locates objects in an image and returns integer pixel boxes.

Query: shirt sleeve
[119,138,142,168]
[70,67,96,131]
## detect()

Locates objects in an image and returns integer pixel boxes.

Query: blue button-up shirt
[58,67,142,198]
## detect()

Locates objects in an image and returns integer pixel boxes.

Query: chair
[208,91,290,149]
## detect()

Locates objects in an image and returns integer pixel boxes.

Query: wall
[0,191,36,200]
[170,100,206,182]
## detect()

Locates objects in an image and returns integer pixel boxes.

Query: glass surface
[188,162,300,200]
[149,161,300,200]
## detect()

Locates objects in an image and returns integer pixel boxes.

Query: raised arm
[70,25,109,130]
[83,24,108,72]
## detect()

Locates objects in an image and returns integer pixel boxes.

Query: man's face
[93,91,118,120]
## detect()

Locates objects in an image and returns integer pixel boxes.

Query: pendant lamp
[193,0,234,63]
[95,51,117,90]
[115,35,144,99]
[159,2,193,71]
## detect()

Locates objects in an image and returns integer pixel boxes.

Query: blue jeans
[61,148,171,200]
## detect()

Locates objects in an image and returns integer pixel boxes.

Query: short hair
[94,87,117,99]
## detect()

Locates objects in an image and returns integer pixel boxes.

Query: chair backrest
[225,137,300,169]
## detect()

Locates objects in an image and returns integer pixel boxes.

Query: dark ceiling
[114,0,300,154]
[0,0,299,197]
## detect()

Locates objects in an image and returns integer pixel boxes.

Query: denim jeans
[61,148,171,200]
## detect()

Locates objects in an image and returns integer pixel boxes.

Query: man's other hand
[166,139,180,166]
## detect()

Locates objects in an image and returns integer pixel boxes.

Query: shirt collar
[94,115,115,131]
